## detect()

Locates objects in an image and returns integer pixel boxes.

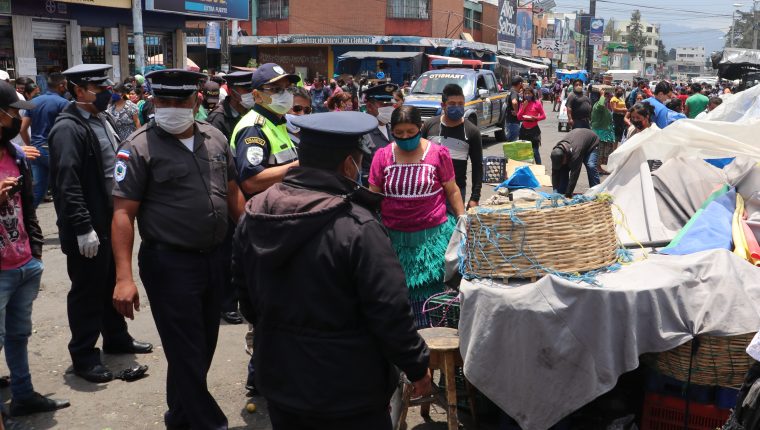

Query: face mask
[574,87,583,94]
[155,107,195,135]
[349,156,362,185]
[111,93,121,103]
[267,91,294,115]
[524,95,534,101]
[445,105,465,121]
[394,132,421,152]
[0,111,21,144]
[632,120,645,130]
[330,83,336,89]
[616,92,624,98]
[240,92,255,109]
[377,106,394,124]
[87,89,113,112]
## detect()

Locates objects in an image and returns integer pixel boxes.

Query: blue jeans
[585,148,600,188]
[30,147,49,208]
[0,258,43,401]
[506,122,521,142]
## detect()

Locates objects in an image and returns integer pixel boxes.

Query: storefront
[258,46,329,81]
[32,20,69,76]
[0,16,14,78]
[81,28,106,64]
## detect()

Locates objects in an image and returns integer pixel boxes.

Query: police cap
[62,64,114,87]
[224,71,254,89]
[202,80,220,104]
[145,68,206,99]
[291,111,377,155]
[251,63,300,89]
[364,83,399,101]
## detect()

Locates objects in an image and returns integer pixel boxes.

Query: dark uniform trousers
[138,244,228,430]
[220,223,237,314]
[268,403,392,430]
[66,237,131,368]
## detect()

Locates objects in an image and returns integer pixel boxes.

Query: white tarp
[459,249,760,430]
[706,83,760,123]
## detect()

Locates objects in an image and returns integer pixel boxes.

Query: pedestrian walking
[47,64,152,384]
[369,105,465,327]
[591,89,616,174]
[308,79,331,113]
[684,83,709,119]
[285,86,312,146]
[550,128,601,197]
[624,102,657,141]
[233,111,432,430]
[422,83,483,204]
[516,86,546,165]
[566,79,592,129]
[505,77,523,141]
[610,87,628,143]
[111,69,245,430]
[206,71,254,142]
[0,81,70,418]
[106,83,140,141]
[195,79,220,121]
[360,83,396,186]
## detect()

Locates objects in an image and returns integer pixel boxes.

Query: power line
[595,0,733,17]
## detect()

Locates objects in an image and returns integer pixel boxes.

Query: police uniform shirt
[76,106,119,197]
[233,104,297,182]
[112,121,236,250]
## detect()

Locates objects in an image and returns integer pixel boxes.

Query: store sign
[238,35,496,52]
[589,18,604,46]
[56,0,129,8]
[17,58,37,77]
[497,0,517,54]
[205,22,221,49]
[515,8,532,57]
[537,38,567,53]
[0,0,10,14]
[146,0,249,20]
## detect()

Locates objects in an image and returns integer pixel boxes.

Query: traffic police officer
[360,82,397,186]
[48,64,152,384]
[230,63,300,196]
[206,71,254,141]
[111,69,245,430]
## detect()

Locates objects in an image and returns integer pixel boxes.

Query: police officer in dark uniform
[232,111,432,429]
[206,71,254,141]
[48,64,152,384]
[230,63,300,196]
[111,69,245,430]
[360,83,397,186]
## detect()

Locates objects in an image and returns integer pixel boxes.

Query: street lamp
[731,3,743,48]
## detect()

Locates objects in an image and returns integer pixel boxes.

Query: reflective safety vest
[230,109,298,166]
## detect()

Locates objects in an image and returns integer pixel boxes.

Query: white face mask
[240,92,255,109]
[376,106,394,124]
[154,107,194,135]
[267,91,294,115]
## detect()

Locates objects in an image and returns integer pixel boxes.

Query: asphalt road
[0,100,576,429]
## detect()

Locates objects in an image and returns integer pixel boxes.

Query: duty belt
[142,240,217,254]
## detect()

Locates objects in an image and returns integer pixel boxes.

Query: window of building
[646,26,652,33]
[258,0,289,20]
[464,8,482,29]
[0,17,14,79]
[128,32,173,75]
[387,0,431,19]
[81,29,106,64]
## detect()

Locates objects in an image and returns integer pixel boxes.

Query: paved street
[0,101,583,430]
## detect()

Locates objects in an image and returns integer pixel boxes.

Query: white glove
[77,230,100,259]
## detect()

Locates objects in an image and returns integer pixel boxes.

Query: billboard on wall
[57,0,129,8]
[515,8,533,57]
[589,18,604,46]
[497,0,517,54]
[146,0,248,20]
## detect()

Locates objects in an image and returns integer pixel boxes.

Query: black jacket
[552,128,600,197]
[206,98,241,140]
[48,103,118,254]
[232,167,429,416]
[2,143,43,259]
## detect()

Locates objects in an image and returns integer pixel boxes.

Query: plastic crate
[641,393,731,430]
[483,156,507,184]
[424,293,460,328]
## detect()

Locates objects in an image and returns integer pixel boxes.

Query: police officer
[206,71,254,140]
[111,69,245,430]
[230,63,299,196]
[360,82,397,186]
[232,111,432,429]
[48,64,152,384]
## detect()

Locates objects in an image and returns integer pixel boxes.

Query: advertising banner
[515,8,533,57]
[589,18,604,46]
[497,0,517,54]
[205,21,221,49]
[537,38,567,53]
[57,0,129,8]
[146,0,249,20]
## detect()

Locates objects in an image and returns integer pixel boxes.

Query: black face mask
[1,117,21,145]
[93,90,113,112]
[615,92,624,98]
[632,120,645,130]
[329,83,336,89]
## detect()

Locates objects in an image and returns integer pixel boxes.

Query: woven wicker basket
[464,198,618,279]
[643,333,756,388]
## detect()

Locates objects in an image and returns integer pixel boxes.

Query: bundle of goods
[463,195,619,280]
[502,140,535,163]
[482,156,507,184]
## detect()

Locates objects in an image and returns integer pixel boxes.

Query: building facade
[615,19,660,77]
[673,46,706,81]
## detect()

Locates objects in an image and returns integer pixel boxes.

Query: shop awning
[496,55,549,70]
[338,51,423,61]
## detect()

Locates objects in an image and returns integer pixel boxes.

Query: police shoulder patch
[244,136,266,146]
[246,146,264,166]
[114,160,127,182]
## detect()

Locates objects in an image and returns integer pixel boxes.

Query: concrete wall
[431,0,464,38]
[288,0,386,35]
[481,2,498,45]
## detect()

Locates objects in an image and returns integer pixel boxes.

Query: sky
[482,0,748,53]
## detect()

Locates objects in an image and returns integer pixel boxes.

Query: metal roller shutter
[32,20,66,40]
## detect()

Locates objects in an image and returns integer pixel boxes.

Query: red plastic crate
[641,393,731,430]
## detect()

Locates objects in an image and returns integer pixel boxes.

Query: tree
[726,11,755,48]
[628,10,647,60]
[604,17,621,41]
[668,48,676,61]
[656,39,667,64]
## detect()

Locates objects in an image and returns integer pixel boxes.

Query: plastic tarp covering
[337,51,423,61]
[458,249,760,430]
[660,187,736,255]
[712,48,760,80]
[496,55,549,70]
[589,117,760,245]
[706,83,760,123]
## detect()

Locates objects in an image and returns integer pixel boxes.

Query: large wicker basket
[464,198,618,279]
[642,333,756,388]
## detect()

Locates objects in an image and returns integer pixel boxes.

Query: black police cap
[364,83,399,101]
[62,64,114,87]
[224,71,254,89]
[0,81,34,110]
[290,111,378,155]
[145,68,206,99]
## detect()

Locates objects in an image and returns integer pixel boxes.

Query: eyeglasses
[260,86,294,95]
[292,105,312,114]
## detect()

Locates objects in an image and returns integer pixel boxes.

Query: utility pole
[132,0,145,74]
[753,0,758,49]
[585,0,596,73]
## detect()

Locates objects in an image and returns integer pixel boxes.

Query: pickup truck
[405,68,511,141]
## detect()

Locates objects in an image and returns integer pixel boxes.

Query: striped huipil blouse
[369,141,455,232]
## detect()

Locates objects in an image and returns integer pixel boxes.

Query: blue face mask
[445,105,465,121]
[394,133,421,152]
[349,156,362,185]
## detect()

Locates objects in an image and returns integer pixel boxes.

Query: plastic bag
[495,165,541,190]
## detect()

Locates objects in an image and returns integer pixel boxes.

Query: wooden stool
[396,327,478,430]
